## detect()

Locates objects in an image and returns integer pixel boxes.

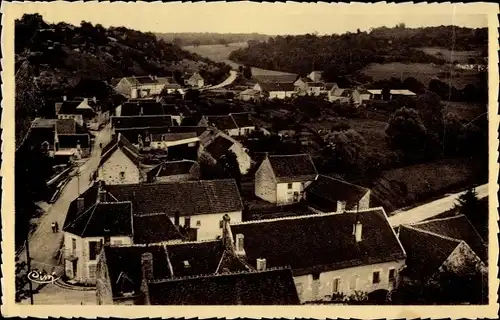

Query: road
[17,124,112,281]
[388,184,490,227]
[205,70,238,90]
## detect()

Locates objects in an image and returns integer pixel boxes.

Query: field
[417,47,482,63]
[361,62,481,89]
[183,43,295,76]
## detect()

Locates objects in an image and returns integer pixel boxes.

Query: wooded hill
[155,32,271,47]
[229,25,488,81]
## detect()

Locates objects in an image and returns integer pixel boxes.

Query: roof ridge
[65,203,96,230]
[318,174,370,192]
[414,214,488,245]
[80,204,99,237]
[402,225,462,243]
[268,153,311,158]
[165,239,221,246]
[149,266,292,284]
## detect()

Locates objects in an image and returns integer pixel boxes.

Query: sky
[7,2,490,35]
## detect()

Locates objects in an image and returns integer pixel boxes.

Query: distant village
[18,65,488,306]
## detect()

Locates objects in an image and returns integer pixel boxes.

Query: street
[205,70,238,90]
[16,124,111,304]
[388,183,490,227]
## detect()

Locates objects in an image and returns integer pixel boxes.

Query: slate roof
[204,115,238,130]
[205,136,234,160]
[56,119,76,134]
[230,208,406,276]
[63,193,133,238]
[133,213,184,244]
[32,118,58,128]
[57,101,81,114]
[267,154,318,183]
[63,182,100,229]
[57,134,91,148]
[253,74,298,84]
[105,179,243,217]
[230,113,254,128]
[150,132,198,142]
[120,102,166,117]
[409,215,488,263]
[166,240,226,278]
[99,133,143,167]
[306,175,370,210]
[147,160,198,181]
[148,268,300,305]
[111,115,172,129]
[103,245,171,298]
[398,225,461,281]
[258,82,296,92]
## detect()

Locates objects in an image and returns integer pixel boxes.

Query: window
[196,220,201,227]
[219,220,224,229]
[113,240,123,245]
[119,171,125,179]
[71,238,77,253]
[287,183,293,189]
[312,272,320,280]
[388,269,396,282]
[332,278,341,293]
[372,271,381,284]
[89,240,103,261]
[183,260,191,268]
[185,217,191,228]
[349,275,358,290]
[88,264,97,279]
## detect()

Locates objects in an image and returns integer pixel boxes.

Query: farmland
[361,62,482,89]
[183,43,295,76]
[416,47,483,63]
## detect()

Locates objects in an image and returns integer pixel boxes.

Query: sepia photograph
[1,1,498,318]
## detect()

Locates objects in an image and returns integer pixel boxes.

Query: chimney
[337,200,346,213]
[92,96,97,104]
[98,190,107,202]
[63,95,67,101]
[141,252,154,280]
[353,215,363,243]
[256,258,267,271]
[235,233,246,256]
[140,106,144,116]
[77,197,85,213]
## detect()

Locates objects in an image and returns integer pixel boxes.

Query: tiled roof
[166,240,225,278]
[204,115,238,130]
[253,74,298,84]
[133,213,184,244]
[57,101,81,114]
[230,113,254,128]
[116,126,199,144]
[63,200,133,238]
[111,115,172,129]
[148,268,300,305]
[32,118,57,128]
[409,215,488,263]
[99,133,143,167]
[105,179,243,217]
[150,132,197,142]
[103,245,171,298]
[306,175,370,211]
[205,136,234,160]
[63,182,99,230]
[57,134,91,148]
[147,160,198,180]
[258,82,296,92]
[120,102,165,117]
[267,154,318,183]
[398,225,461,281]
[230,208,406,276]
[56,119,76,134]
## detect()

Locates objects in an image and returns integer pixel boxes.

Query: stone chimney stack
[77,197,85,213]
[353,214,363,243]
[221,214,236,252]
[256,258,267,271]
[141,252,154,281]
[63,95,67,101]
[235,233,246,256]
[92,96,97,103]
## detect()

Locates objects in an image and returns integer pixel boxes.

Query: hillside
[229,25,488,82]
[14,14,230,144]
[155,32,271,46]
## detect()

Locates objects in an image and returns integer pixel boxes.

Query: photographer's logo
[27,270,60,284]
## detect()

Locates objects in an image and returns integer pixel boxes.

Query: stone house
[328,88,363,105]
[253,82,296,99]
[96,240,299,305]
[293,78,326,96]
[55,96,97,127]
[114,76,180,98]
[198,115,240,137]
[224,207,407,303]
[308,71,323,82]
[105,179,243,241]
[198,130,252,175]
[53,118,92,159]
[255,154,318,205]
[230,112,256,136]
[366,89,416,100]
[146,160,200,183]
[305,175,371,213]
[397,214,488,285]
[185,72,205,88]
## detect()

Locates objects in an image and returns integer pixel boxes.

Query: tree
[192,40,201,47]
[381,87,391,101]
[15,257,32,303]
[455,188,480,220]
[219,150,242,190]
[322,129,366,174]
[242,65,252,79]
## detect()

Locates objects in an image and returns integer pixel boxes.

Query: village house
[255,154,318,205]
[305,175,371,213]
[55,96,105,128]
[366,89,416,100]
[185,72,205,88]
[230,112,256,136]
[98,133,153,185]
[224,207,407,303]
[146,160,200,183]
[308,70,323,82]
[96,240,298,305]
[114,75,181,98]
[397,214,488,285]
[198,129,252,175]
[293,77,327,96]
[328,88,363,105]
[252,74,298,84]
[253,82,296,100]
[198,115,240,137]
[105,179,243,241]
[238,88,261,102]
[110,115,173,138]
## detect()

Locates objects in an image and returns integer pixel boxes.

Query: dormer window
[183,260,191,268]
[120,171,125,179]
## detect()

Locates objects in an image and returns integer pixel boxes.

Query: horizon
[10,2,489,36]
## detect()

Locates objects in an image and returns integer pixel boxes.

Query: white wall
[98,149,141,185]
[293,260,405,303]
[169,211,242,241]
[254,158,277,203]
[276,181,313,205]
[227,128,240,137]
[229,143,251,175]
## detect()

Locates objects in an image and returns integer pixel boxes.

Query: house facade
[226,207,407,303]
[308,71,323,82]
[114,76,177,98]
[185,72,205,88]
[198,115,240,137]
[253,82,296,99]
[255,154,318,204]
[328,88,363,105]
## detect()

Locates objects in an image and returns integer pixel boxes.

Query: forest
[156,32,271,46]
[229,25,488,81]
